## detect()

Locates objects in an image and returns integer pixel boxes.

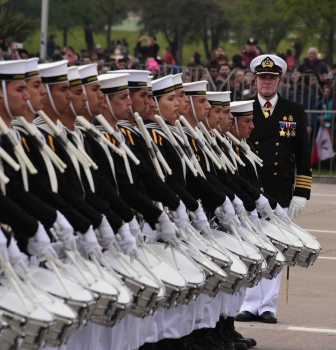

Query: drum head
[64,264,119,298]
[28,266,93,303]
[187,236,232,264]
[0,285,54,322]
[260,220,303,248]
[81,260,133,306]
[147,242,205,285]
[240,227,278,253]
[288,224,321,250]
[104,250,162,290]
[137,245,186,288]
[211,230,262,260]
[41,297,77,320]
[221,249,248,275]
[276,251,286,263]
[180,243,227,279]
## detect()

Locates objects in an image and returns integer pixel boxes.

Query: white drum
[0,285,54,350]
[211,229,265,287]
[27,266,95,329]
[261,219,303,266]
[145,242,206,305]
[136,245,188,309]
[78,260,133,326]
[287,223,321,267]
[104,250,163,317]
[179,242,227,298]
[61,262,121,326]
[240,226,285,279]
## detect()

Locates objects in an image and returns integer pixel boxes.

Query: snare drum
[211,229,265,287]
[239,226,285,279]
[135,245,187,309]
[0,285,54,350]
[260,219,303,266]
[27,266,95,329]
[179,242,227,298]
[287,223,321,267]
[145,242,206,305]
[104,250,162,317]
[61,262,120,326]
[78,260,133,326]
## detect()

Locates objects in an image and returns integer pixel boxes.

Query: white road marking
[318,257,336,260]
[287,326,336,334]
[311,193,336,197]
[303,229,336,234]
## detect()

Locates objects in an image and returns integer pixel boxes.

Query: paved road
[235,183,336,350]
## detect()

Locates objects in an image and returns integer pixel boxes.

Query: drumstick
[286,266,290,304]
[0,146,20,171]
[229,221,250,257]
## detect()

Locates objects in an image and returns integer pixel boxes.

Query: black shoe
[235,311,259,322]
[216,317,250,349]
[225,316,256,347]
[138,343,158,350]
[178,334,212,350]
[156,338,180,350]
[192,328,235,350]
[259,311,277,323]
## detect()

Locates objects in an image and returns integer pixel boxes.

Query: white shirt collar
[258,93,278,108]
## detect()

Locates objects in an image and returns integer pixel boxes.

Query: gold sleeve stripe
[296,179,312,184]
[192,139,198,152]
[159,135,163,146]
[48,135,55,151]
[126,130,134,146]
[297,175,312,180]
[21,136,30,152]
[296,181,312,186]
[152,130,158,144]
[295,185,311,190]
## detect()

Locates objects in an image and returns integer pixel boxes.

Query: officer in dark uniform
[235,56,311,324]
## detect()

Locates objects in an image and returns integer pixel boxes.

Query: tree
[227,0,297,53]
[0,0,39,43]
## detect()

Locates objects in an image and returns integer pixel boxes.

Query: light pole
[40,0,49,60]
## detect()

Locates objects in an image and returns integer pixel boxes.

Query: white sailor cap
[38,60,69,84]
[250,54,287,76]
[98,73,129,95]
[108,69,150,88]
[0,60,27,81]
[172,73,183,91]
[183,81,208,96]
[206,91,231,107]
[230,100,254,118]
[78,63,98,85]
[147,75,154,91]
[151,75,174,97]
[67,66,83,87]
[25,58,39,79]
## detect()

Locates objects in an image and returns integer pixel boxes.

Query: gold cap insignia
[261,57,274,68]
[289,115,293,121]
[283,116,287,121]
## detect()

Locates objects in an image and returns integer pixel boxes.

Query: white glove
[288,196,307,219]
[117,223,138,257]
[0,230,9,262]
[274,203,291,223]
[97,215,116,249]
[255,194,272,214]
[247,209,262,230]
[7,238,23,266]
[156,212,178,242]
[27,222,58,259]
[129,216,141,238]
[191,203,210,232]
[215,197,240,226]
[79,225,102,254]
[172,200,189,231]
[232,196,245,215]
[54,211,76,250]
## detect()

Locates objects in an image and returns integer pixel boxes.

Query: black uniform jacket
[250,94,312,207]
[78,125,162,227]
[117,120,180,211]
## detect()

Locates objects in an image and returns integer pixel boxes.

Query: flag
[311,126,334,165]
